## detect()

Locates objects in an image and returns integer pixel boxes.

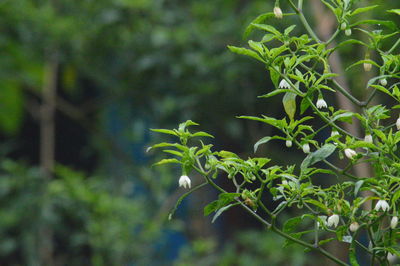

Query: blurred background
[0,0,398,265]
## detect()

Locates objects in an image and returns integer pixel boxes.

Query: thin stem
[331,79,364,107]
[387,37,400,54]
[326,28,340,45]
[295,0,322,43]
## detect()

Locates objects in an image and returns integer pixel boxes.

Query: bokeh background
[0,0,399,265]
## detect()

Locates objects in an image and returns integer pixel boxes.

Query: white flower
[396,116,400,130]
[286,140,292,147]
[345,29,352,36]
[340,22,347,30]
[302,143,310,153]
[316,98,327,109]
[391,216,398,229]
[273,7,283,19]
[350,222,359,232]
[344,148,357,159]
[331,130,339,137]
[380,79,387,86]
[327,214,340,228]
[374,199,389,212]
[279,79,290,89]
[364,62,372,72]
[364,134,373,144]
[179,175,191,189]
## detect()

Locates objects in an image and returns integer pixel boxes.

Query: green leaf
[300,97,311,114]
[227,45,266,62]
[345,59,380,72]
[0,82,23,135]
[284,25,296,35]
[269,66,280,88]
[243,12,275,38]
[258,89,291,99]
[251,23,281,36]
[350,20,398,31]
[354,180,364,196]
[204,193,240,216]
[283,216,302,233]
[301,144,336,170]
[211,203,236,223]
[253,136,285,153]
[152,158,181,166]
[150,128,178,136]
[387,9,400,16]
[283,92,297,121]
[192,131,214,138]
[350,5,378,16]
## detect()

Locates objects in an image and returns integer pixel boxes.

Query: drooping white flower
[273,7,283,19]
[350,222,359,232]
[286,140,293,147]
[344,148,357,159]
[391,216,398,229]
[374,199,389,212]
[396,116,400,130]
[316,98,328,109]
[327,214,340,228]
[364,134,373,144]
[345,29,352,36]
[331,130,340,137]
[364,62,372,72]
[302,143,310,153]
[279,79,290,89]
[380,79,387,86]
[179,175,191,189]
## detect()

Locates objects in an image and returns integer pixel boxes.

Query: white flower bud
[340,22,347,30]
[327,214,340,228]
[279,79,290,89]
[179,175,191,189]
[286,140,293,147]
[363,62,372,72]
[345,29,352,36]
[374,199,389,212]
[302,143,310,153]
[380,79,387,86]
[350,222,359,232]
[274,7,283,19]
[344,148,357,159]
[331,130,339,137]
[316,98,328,109]
[391,216,398,229]
[396,116,400,131]
[364,134,373,144]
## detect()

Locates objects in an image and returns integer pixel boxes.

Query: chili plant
[150,1,400,265]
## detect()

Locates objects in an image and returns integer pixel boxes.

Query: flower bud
[340,22,347,30]
[331,130,339,137]
[349,222,359,232]
[364,134,373,144]
[380,79,387,86]
[302,143,310,153]
[327,214,340,228]
[179,175,191,189]
[363,62,372,72]
[286,140,292,147]
[396,116,400,131]
[345,29,352,36]
[274,7,283,19]
[391,216,398,229]
[344,148,357,159]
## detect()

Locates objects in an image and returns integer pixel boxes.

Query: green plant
[151,1,400,265]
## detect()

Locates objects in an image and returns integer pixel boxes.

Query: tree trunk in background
[310,1,372,264]
[39,51,58,266]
